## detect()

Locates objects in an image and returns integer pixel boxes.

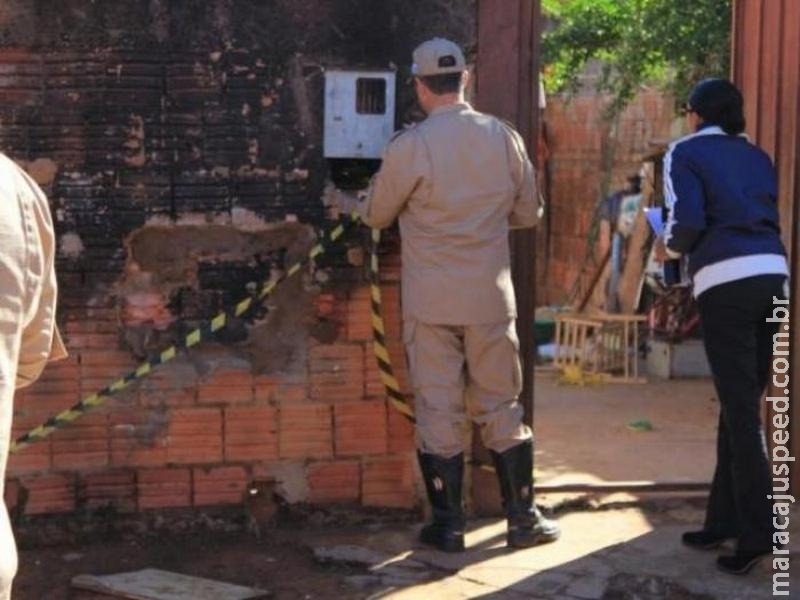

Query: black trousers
[697,274,786,553]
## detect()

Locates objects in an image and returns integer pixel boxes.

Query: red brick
[198,368,254,404]
[279,404,332,459]
[139,387,196,408]
[166,408,223,464]
[334,402,387,456]
[12,390,76,419]
[200,368,253,388]
[54,373,91,402]
[388,405,415,453]
[346,286,372,342]
[193,466,247,506]
[224,406,278,462]
[309,343,364,402]
[67,333,119,350]
[4,479,20,512]
[63,319,119,335]
[307,460,360,503]
[197,384,253,405]
[138,467,191,509]
[109,409,169,468]
[22,473,76,514]
[80,363,139,380]
[137,362,199,391]
[51,413,109,470]
[22,354,79,383]
[315,292,336,317]
[273,383,308,403]
[362,456,415,508]
[79,470,136,512]
[253,375,278,402]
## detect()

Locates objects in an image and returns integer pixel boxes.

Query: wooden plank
[617,209,651,313]
[577,248,611,312]
[71,569,270,600]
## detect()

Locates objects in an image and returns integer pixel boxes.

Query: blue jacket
[663,124,788,296]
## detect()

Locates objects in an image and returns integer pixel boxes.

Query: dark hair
[417,72,462,95]
[687,78,746,135]
[626,174,642,193]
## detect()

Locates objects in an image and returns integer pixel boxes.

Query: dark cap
[687,78,743,123]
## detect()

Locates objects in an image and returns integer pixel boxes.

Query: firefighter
[0,153,67,599]
[330,38,559,552]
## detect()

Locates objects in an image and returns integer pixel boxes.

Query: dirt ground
[13,507,407,600]
[533,374,717,485]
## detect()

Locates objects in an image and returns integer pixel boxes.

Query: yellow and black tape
[367,227,414,422]
[11,216,361,453]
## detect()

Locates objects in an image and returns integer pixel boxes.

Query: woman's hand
[653,236,669,263]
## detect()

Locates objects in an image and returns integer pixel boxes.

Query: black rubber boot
[491,440,561,548]
[417,452,466,552]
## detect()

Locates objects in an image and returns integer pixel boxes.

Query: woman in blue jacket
[656,78,789,575]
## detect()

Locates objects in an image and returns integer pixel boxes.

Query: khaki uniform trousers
[404,318,532,458]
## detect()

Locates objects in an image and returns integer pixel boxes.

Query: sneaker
[716,551,769,575]
[681,530,733,550]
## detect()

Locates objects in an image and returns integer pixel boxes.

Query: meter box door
[324,70,396,159]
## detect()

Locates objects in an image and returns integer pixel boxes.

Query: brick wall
[536,90,678,304]
[2,0,474,516]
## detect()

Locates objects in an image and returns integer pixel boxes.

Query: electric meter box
[323,69,396,159]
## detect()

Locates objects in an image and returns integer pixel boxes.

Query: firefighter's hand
[321,182,360,218]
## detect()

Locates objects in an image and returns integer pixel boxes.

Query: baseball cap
[687,78,743,121]
[411,38,466,76]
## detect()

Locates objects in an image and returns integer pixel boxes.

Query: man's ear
[414,77,427,97]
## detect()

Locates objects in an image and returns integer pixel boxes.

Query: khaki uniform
[0,153,66,600]
[357,102,540,457]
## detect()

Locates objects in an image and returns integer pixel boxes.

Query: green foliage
[542,0,732,116]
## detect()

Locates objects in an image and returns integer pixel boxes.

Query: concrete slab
[311,503,800,599]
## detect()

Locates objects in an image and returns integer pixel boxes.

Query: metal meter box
[323,69,396,159]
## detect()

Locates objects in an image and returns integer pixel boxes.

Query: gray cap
[411,38,466,76]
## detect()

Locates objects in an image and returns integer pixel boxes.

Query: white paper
[644,207,664,236]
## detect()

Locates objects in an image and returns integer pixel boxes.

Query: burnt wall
[2,0,475,515]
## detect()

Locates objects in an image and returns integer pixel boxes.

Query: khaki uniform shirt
[0,154,67,388]
[358,102,540,324]
[1,153,66,598]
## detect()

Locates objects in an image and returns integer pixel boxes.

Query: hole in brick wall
[117,221,318,374]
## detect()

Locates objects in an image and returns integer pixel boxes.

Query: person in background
[598,173,642,312]
[329,37,559,552]
[0,153,67,599]
[655,78,789,575]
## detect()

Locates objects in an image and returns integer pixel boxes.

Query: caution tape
[367,227,414,422]
[11,216,357,452]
